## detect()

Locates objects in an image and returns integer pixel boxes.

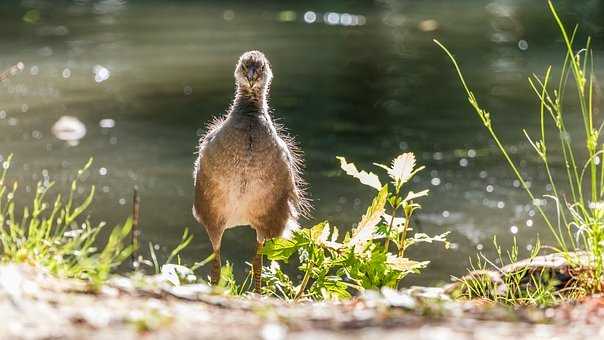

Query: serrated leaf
[310,222,328,243]
[389,153,416,183]
[337,156,382,190]
[349,185,389,252]
[322,226,342,249]
[404,189,429,202]
[264,238,298,262]
[410,231,450,243]
[386,255,429,272]
[405,232,450,249]
[330,226,339,243]
[322,240,343,250]
[309,222,343,249]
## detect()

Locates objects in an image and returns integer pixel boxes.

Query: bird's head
[234,50,273,95]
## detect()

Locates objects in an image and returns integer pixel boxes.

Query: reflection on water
[0,0,603,284]
[51,115,86,145]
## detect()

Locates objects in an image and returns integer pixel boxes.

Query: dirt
[0,263,603,340]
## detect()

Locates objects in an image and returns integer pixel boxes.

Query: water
[0,0,603,285]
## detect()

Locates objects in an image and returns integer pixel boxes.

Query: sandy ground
[1,264,603,340]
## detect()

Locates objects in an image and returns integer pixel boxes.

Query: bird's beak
[246,66,256,86]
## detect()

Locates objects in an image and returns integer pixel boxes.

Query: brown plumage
[193,51,308,292]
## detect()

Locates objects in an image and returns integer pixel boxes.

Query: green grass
[0,156,133,288]
[436,0,604,302]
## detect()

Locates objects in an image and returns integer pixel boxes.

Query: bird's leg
[253,240,264,294]
[210,248,221,285]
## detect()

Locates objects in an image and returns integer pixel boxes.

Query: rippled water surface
[1,0,603,284]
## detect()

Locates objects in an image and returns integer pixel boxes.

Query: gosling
[193,51,307,293]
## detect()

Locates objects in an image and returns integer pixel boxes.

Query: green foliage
[0,156,133,287]
[263,153,450,300]
[436,0,604,300]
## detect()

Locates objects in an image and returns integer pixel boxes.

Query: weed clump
[0,156,133,287]
[437,0,604,302]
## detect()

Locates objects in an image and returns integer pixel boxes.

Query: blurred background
[0,0,602,284]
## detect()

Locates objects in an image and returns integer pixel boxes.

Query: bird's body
[194,109,298,242]
[193,51,306,291]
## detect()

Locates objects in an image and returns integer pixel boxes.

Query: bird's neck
[231,86,268,116]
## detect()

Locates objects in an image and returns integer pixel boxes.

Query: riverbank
[2,263,603,340]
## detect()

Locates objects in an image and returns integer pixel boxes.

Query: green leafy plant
[0,156,133,287]
[263,153,450,300]
[436,0,604,298]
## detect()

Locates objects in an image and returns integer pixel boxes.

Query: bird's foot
[210,250,221,285]
[253,241,264,294]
